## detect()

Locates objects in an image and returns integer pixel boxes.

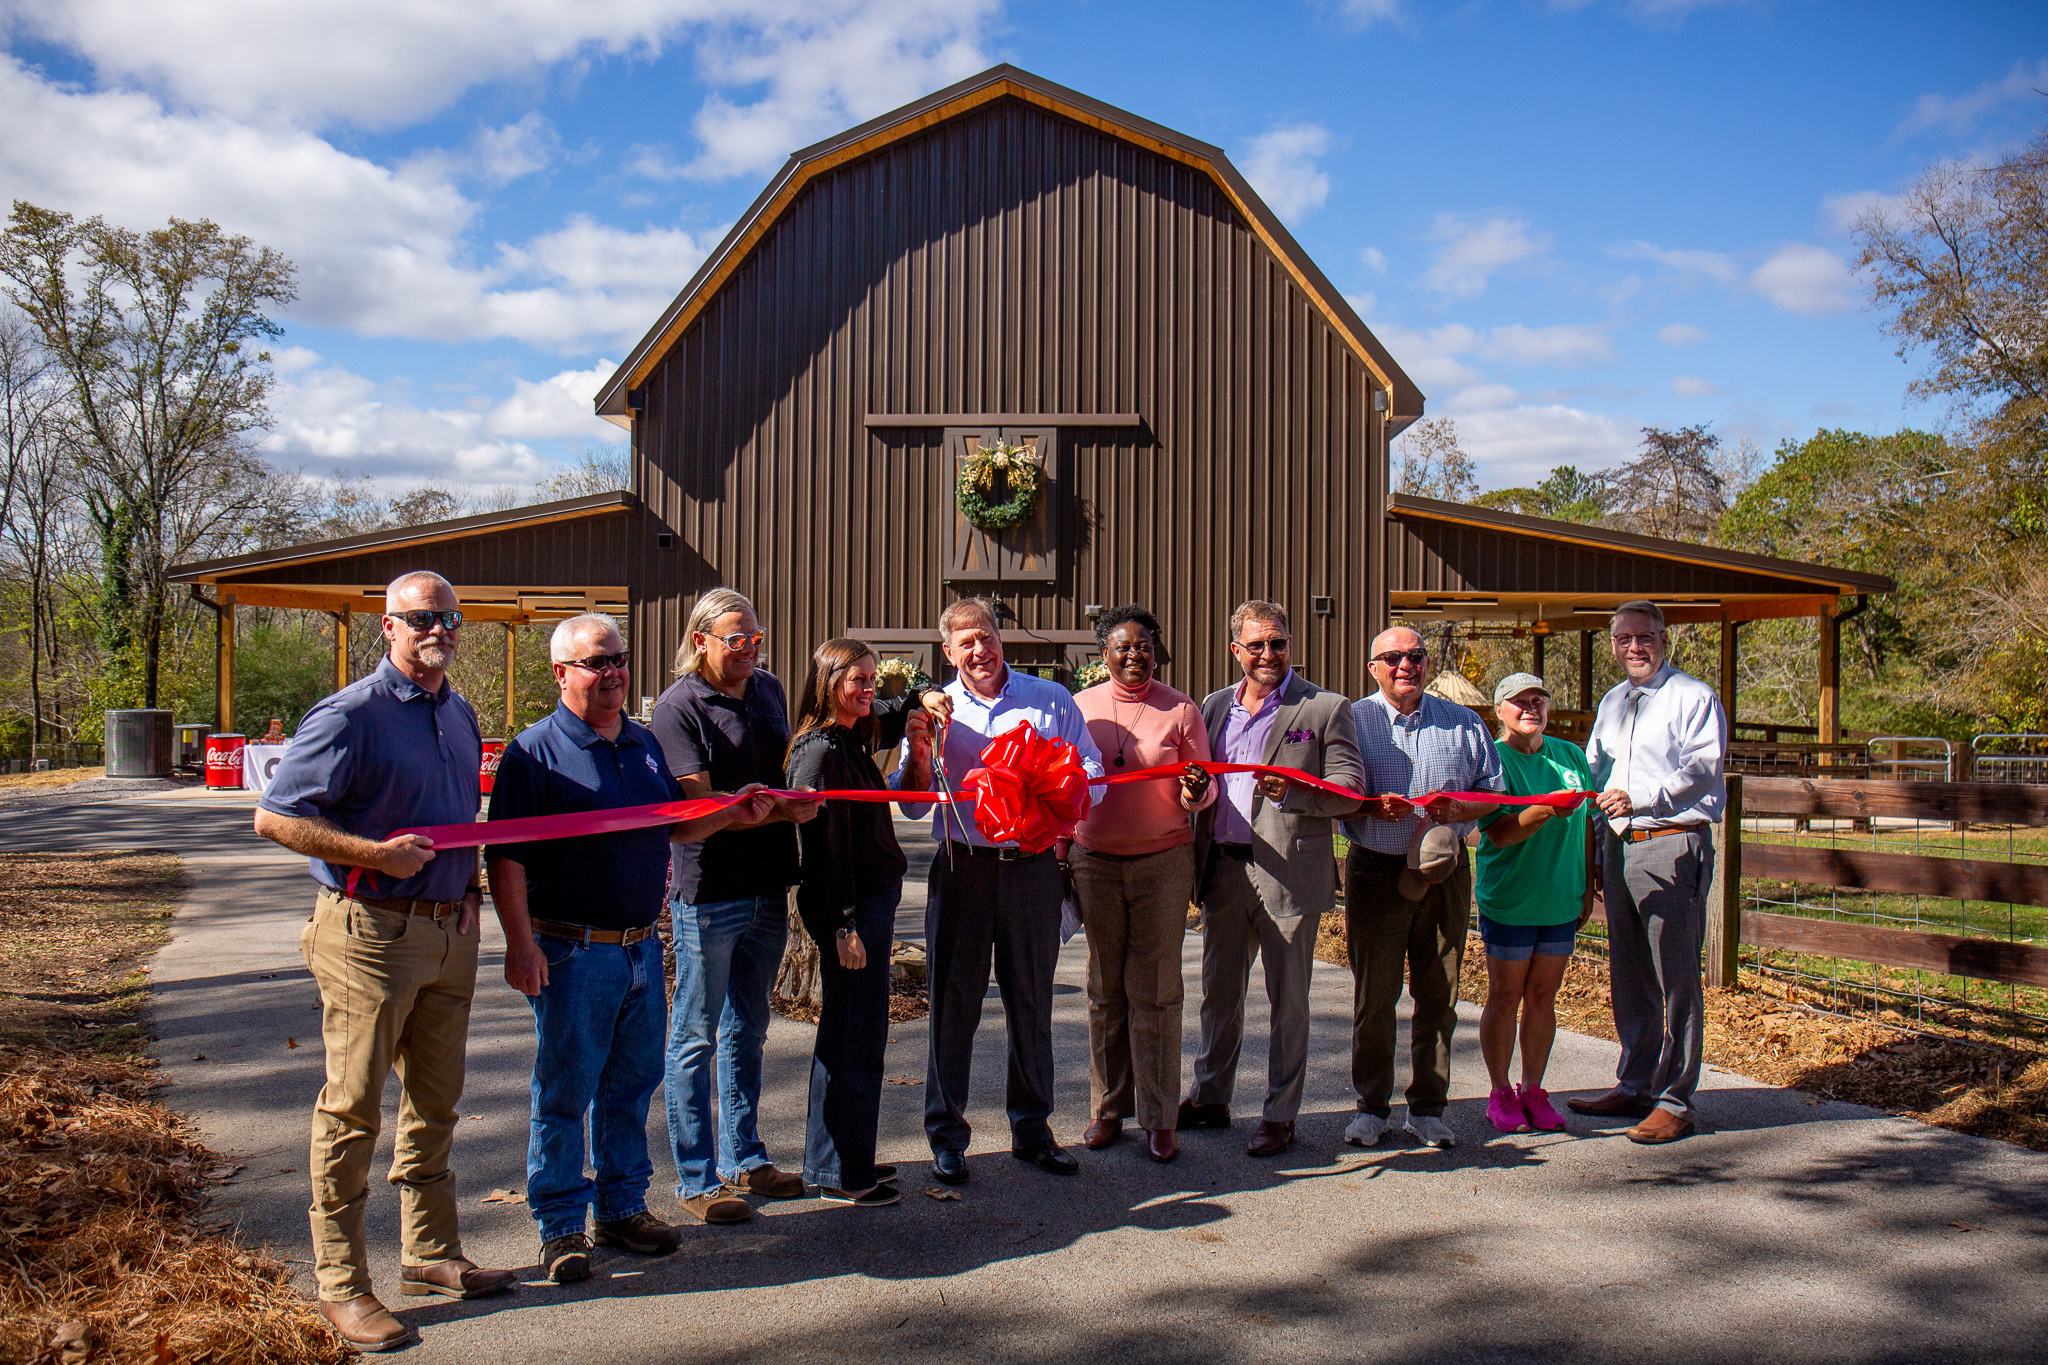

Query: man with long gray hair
[487,613,773,1282]
[1574,599,1727,1144]
[256,570,513,1353]
[651,588,822,1224]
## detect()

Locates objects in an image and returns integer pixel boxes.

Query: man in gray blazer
[1180,600,1365,1157]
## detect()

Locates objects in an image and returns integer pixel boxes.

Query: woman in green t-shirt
[1473,673,1595,1135]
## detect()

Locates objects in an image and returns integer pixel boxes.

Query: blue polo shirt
[485,703,681,931]
[260,657,482,902]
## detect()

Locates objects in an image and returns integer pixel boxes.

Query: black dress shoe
[1176,1099,1231,1131]
[1012,1141,1080,1175]
[931,1148,969,1185]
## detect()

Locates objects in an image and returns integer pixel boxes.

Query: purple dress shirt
[1212,670,1291,844]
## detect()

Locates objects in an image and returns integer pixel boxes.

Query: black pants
[799,886,900,1192]
[924,847,1062,1153]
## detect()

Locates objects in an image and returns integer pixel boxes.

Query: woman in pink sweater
[1061,604,1215,1163]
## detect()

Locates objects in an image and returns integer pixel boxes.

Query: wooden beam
[218,591,236,736]
[1744,776,2048,826]
[1718,614,1738,722]
[504,624,516,738]
[864,413,1142,428]
[1818,604,1841,748]
[1744,841,2048,909]
[1742,910,2048,989]
[1531,630,1545,677]
[1578,630,1593,713]
[1706,774,1744,987]
[335,607,350,692]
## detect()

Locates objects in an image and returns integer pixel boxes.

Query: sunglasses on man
[1372,648,1428,668]
[1235,637,1289,654]
[702,629,766,651]
[393,609,463,632]
[562,652,630,673]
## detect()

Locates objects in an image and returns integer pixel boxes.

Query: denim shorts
[1477,913,1578,962]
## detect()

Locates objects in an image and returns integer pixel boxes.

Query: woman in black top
[785,638,944,1205]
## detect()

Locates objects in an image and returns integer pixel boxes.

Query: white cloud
[1750,243,1856,317]
[1610,240,1740,283]
[1240,124,1333,223]
[1422,213,1550,299]
[680,0,1000,179]
[485,362,631,443]
[1898,58,2048,137]
[1671,376,1718,397]
[1657,323,1709,347]
[1444,384,1523,414]
[1373,322,1484,390]
[1480,323,1613,368]
[0,57,715,350]
[265,359,554,487]
[1359,245,1388,274]
[1821,189,1902,234]
[1456,403,1640,488]
[1335,0,1404,28]
[1547,0,1756,23]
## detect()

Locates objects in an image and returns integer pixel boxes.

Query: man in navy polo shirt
[486,613,772,1284]
[256,570,515,1355]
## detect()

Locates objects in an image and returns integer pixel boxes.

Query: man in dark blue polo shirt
[651,587,822,1224]
[255,570,515,1355]
[486,613,771,1284]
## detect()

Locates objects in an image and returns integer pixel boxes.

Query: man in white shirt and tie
[1573,600,1727,1144]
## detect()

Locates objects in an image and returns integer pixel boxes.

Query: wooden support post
[335,607,350,692]
[1818,606,1840,749]
[218,591,237,736]
[504,624,517,737]
[1705,772,1744,989]
[1719,613,1738,724]
[1531,630,1546,678]
[1578,630,1594,712]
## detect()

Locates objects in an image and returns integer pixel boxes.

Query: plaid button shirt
[1341,691,1505,854]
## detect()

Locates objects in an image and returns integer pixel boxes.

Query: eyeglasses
[1372,649,1428,668]
[394,609,463,632]
[703,629,766,651]
[563,652,629,673]
[1236,638,1289,654]
[1612,632,1662,648]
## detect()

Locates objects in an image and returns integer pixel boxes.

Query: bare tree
[0,202,296,707]
[1607,424,1727,542]
[1394,417,1478,503]
[0,310,71,745]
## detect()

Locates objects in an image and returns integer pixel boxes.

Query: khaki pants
[1345,846,1472,1119]
[1071,843,1195,1131]
[301,889,478,1301]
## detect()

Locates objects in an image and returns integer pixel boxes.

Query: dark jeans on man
[526,932,666,1241]
[799,886,900,1192]
[924,847,1062,1154]
[1345,845,1474,1120]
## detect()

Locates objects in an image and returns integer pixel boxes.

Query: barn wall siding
[630,95,1383,704]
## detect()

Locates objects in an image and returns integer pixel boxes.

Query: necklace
[1110,681,1144,767]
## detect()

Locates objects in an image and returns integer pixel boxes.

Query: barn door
[942,426,1058,583]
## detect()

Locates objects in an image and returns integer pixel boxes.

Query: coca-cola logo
[206,746,244,770]
[481,745,504,776]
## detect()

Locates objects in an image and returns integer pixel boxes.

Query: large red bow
[963,722,1091,853]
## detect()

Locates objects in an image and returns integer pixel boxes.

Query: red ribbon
[375,726,1592,860]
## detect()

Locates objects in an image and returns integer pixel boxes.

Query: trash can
[173,723,213,772]
[105,709,174,778]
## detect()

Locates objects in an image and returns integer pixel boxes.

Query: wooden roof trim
[1387,493,1895,593]
[598,66,1420,418]
[169,492,637,582]
[864,412,1141,428]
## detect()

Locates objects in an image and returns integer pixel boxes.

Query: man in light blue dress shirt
[895,597,1104,1185]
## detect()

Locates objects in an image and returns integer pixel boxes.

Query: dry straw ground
[0,851,348,1365]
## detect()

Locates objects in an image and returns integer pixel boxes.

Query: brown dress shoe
[1146,1128,1178,1162]
[318,1295,416,1352]
[1566,1089,1653,1118]
[1176,1098,1231,1130]
[1083,1118,1123,1149]
[726,1164,805,1199]
[1626,1109,1695,1144]
[399,1258,517,1299]
[1245,1120,1293,1157]
[681,1192,753,1224]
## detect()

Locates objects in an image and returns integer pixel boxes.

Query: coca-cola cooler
[481,739,506,795]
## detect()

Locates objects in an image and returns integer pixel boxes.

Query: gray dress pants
[1602,826,1713,1117]
[1188,851,1321,1124]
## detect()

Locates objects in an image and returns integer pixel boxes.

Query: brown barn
[170,64,1888,738]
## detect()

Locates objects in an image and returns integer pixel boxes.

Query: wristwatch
[835,926,856,939]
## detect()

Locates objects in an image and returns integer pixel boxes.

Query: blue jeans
[526,932,666,1241]
[664,893,788,1200]
[800,886,900,1192]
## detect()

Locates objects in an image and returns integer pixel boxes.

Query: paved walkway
[14,791,2048,1363]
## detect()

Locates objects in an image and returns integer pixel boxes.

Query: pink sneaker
[1519,1084,1567,1132]
[1486,1086,1528,1133]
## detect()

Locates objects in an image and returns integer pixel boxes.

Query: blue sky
[1,0,2040,495]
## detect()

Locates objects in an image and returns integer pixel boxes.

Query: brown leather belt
[323,887,462,916]
[950,840,1048,863]
[1625,825,1706,844]
[530,917,658,946]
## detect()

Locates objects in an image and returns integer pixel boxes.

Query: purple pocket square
[1284,728,1315,744]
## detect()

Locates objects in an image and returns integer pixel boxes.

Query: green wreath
[956,441,1041,532]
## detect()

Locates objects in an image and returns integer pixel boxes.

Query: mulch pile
[0,851,349,1365]
[1311,913,2048,1152]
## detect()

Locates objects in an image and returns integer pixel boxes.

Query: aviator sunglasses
[393,609,463,631]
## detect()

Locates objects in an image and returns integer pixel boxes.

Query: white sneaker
[1403,1114,1457,1149]
[1343,1112,1389,1147]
